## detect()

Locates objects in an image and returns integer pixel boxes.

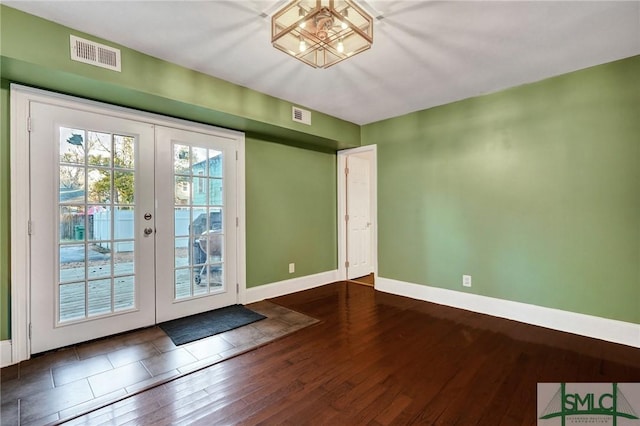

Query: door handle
[144,227,154,236]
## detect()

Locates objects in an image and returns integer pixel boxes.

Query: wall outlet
[289,263,295,274]
[463,275,472,287]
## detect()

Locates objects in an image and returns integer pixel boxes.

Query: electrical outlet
[289,263,295,274]
[463,275,472,287]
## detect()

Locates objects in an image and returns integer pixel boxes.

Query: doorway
[11,86,245,358]
[338,146,377,287]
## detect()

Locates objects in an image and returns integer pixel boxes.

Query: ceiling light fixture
[272,0,373,68]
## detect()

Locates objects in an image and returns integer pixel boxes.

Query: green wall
[246,138,337,286]
[363,56,640,324]
[0,5,345,339]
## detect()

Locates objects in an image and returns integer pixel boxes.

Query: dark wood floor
[65,281,640,425]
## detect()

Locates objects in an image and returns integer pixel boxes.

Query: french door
[155,126,238,322]
[28,98,242,354]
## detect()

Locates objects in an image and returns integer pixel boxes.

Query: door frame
[9,84,246,363]
[337,145,378,283]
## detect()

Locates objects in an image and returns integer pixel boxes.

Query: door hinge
[236,151,238,161]
[27,116,32,132]
[345,261,350,268]
[236,217,239,227]
[28,323,32,339]
[345,214,349,222]
[236,283,239,294]
[28,220,33,235]
[345,167,349,175]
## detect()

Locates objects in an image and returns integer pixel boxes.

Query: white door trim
[10,85,32,364]
[9,84,246,363]
[337,145,378,283]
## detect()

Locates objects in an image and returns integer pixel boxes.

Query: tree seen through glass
[59,129,135,205]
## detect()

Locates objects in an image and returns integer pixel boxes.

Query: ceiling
[5,1,640,125]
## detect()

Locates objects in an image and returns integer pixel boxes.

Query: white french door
[30,103,157,353]
[155,126,238,322]
[27,95,243,354]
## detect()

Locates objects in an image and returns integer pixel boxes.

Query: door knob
[144,227,154,236]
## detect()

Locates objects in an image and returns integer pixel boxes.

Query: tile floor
[0,301,319,426]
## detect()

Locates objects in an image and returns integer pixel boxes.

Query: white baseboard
[245,270,339,304]
[376,277,640,349]
[1,340,12,367]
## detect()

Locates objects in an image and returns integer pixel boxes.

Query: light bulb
[299,39,307,52]
[337,40,344,53]
[341,8,349,29]
[298,7,306,29]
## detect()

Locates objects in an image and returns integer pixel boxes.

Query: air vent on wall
[292,106,311,125]
[70,35,121,72]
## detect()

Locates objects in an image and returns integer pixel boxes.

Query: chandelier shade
[272,0,374,68]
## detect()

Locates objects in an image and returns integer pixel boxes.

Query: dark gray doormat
[159,304,266,345]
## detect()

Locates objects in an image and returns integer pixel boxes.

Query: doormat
[159,304,266,345]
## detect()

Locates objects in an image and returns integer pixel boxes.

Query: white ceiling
[5,1,640,125]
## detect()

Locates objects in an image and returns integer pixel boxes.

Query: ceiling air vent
[70,35,121,72]
[292,106,311,125]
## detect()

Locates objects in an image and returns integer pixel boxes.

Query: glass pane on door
[173,144,225,300]
[57,127,137,323]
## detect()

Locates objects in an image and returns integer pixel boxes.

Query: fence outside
[91,209,193,252]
